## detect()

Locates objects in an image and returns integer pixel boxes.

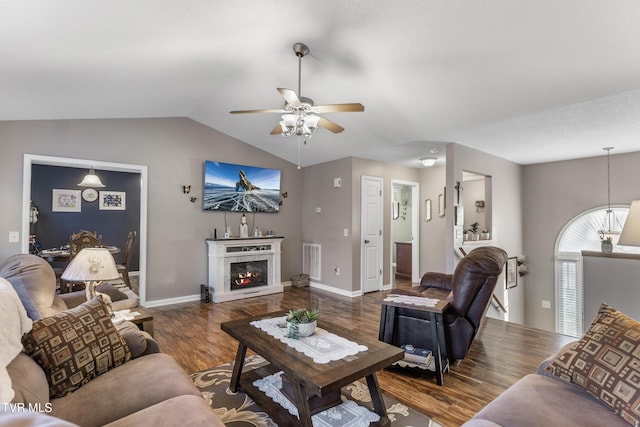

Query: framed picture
[99,191,126,210]
[52,189,81,212]
[506,257,518,289]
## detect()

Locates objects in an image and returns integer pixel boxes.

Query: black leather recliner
[386,246,508,361]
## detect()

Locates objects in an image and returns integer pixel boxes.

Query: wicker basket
[291,273,310,287]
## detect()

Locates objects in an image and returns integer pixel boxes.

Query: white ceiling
[2,0,640,168]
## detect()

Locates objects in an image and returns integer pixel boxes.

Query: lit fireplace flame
[235,271,260,286]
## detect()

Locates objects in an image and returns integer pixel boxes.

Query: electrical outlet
[8,231,19,243]
[334,266,340,276]
[541,300,551,309]
[343,228,349,237]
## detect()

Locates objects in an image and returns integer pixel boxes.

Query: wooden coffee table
[221,311,404,427]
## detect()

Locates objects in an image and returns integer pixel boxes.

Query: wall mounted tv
[203,161,281,213]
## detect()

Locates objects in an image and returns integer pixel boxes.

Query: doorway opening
[22,154,149,305]
[390,180,419,286]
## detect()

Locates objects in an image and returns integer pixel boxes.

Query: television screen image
[203,161,281,213]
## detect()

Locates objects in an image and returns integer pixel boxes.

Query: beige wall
[0,118,303,303]
[418,165,447,274]
[523,151,640,331]
[446,143,524,323]
[301,157,354,292]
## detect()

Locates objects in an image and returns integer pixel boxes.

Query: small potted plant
[463,230,469,241]
[286,308,320,339]
[481,229,490,240]
[468,222,480,241]
[601,236,613,254]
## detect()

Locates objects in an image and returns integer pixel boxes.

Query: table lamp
[61,247,120,314]
[618,200,640,247]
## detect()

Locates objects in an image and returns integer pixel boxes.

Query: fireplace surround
[206,237,284,302]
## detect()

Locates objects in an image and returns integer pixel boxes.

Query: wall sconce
[517,255,528,277]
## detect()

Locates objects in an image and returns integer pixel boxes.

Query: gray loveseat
[0,254,223,427]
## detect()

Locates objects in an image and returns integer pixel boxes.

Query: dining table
[39,245,120,262]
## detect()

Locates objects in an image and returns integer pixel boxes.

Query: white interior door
[361,176,383,293]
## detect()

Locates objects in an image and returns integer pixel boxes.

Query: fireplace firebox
[230,260,268,291]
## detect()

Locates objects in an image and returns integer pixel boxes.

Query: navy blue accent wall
[30,165,140,270]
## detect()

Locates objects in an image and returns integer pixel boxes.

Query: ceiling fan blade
[277,88,301,107]
[311,103,365,113]
[270,123,283,135]
[318,116,344,134]
[230,108,285,114]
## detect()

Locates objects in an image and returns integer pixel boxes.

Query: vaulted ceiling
[2,1,640,168]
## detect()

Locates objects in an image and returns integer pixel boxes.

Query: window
[555,206,640,337]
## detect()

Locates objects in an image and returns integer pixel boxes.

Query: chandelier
[598,147,623,242]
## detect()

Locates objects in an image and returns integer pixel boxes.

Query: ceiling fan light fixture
[279,114,297,137]
[302,114,320,137]
[420,157,437,167]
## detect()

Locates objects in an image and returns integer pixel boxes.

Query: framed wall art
[505,256,518,289]
[99,191,126,210]
[52,189,81,212]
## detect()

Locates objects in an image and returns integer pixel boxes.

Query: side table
[378,298,449,385]
[120,307,154,337]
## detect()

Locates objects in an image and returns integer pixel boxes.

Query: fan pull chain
[297,137,302,169]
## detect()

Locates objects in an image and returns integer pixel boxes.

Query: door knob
[364,239,370,243]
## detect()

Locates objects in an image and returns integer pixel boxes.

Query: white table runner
[251,316,367,364]
[253,371,380,426]
[383,294,439,307]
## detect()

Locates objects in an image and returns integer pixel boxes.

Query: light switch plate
[9,231,19,243]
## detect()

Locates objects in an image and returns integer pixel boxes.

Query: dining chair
[116,231,136,289]
[68,230,103,259]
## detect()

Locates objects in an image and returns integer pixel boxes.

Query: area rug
[191,355,441,426]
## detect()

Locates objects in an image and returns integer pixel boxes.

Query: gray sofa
[463,342,628,427]
[0,254,224,427]
[465,302,640,427]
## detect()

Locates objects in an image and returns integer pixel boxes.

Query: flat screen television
[203,160,281,213]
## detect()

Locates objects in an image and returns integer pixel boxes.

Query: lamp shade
[61,248,120,282]
[618,200,640,247]
[78,168,105,187]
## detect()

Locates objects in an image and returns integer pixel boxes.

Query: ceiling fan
[230,42,365,140]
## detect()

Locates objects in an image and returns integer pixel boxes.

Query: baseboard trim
[143,294,201,308]
[143,281,293,307]
[142,280,369,307]
[309,281,363,298]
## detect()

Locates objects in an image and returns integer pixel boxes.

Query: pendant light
[598,147,622,242]
[78,168,105,187]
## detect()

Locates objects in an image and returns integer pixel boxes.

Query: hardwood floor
[147,285,574,426]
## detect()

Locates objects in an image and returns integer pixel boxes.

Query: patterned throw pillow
[21,296,131,398]
[545,303,640,426]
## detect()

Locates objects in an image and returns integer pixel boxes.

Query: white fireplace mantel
[206,237,284,302]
